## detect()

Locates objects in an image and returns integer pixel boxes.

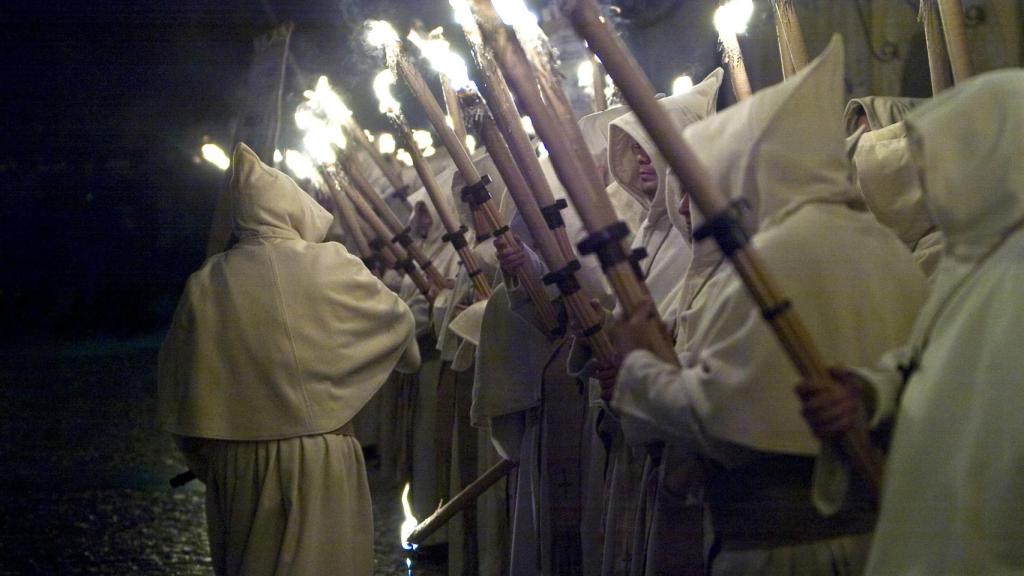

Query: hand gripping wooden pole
[936,0,975,83]
[391,46,558,331]
[561,0,884,497]
[471,0,678,365]
[335,168,434,300]
[390,114,492,300]
[772,0,810,71]
[464,89,617,362]
[458,17,618,363]
[336,148,449,292]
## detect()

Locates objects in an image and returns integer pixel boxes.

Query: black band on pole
[761,299,792,322]
[389,185,410,201]
[629,247,648,280]
[399,258,417,274]
[459,175,493,209]
[393,227,414,247]
[540,199,568,230]
[580,322,604,338]
[542,259,583,296]
[491,225,510,238]
[368,238,385,251]
[693,199,751,256]
[468,268,484,278]
[578,221,634,272]
[419,259,433,270]
[361,254,381,269]
[442,226,470,250]
[477,231,493,242]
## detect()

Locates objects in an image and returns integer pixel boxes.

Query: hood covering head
[683,36,857,233]
[905,69,1024,260]
[844,96,926,135]
[608,69,724,226]
[852,121,935,248]
[580,103,631,160]
[230,143,333,243]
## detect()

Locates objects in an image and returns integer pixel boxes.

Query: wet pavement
[0,338,445,575]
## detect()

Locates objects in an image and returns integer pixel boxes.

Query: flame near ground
[400,482,419,551]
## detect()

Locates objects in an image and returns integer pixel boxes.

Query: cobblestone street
[0,339,444,575]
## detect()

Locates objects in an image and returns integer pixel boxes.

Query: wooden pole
[391,113,492,300]
[774,13,797,79]
[720,32,753,100]
[772,0,810,71]
[936,0,975,83]
[320,165,372,258]
[592,56,608,112]
[344,116,408,194]
[560,0,884,497]
[441,74,469,145]
[920,0,955,94]
[471,0,678,365]
[406,458,516,546]
[466,91,617,361]
[336,148,449,292]
[337,169,434,300]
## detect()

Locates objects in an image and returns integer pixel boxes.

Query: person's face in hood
[676,189,692,232]
[633,140,658,199]
[412,201,433,240]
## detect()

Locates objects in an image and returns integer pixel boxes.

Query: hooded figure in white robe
[611,37,927,575]
[596,70,721,576]
[580,104,646,233]
[838,70,1024,576]
[158,143,420,576]
[843,97,945,281]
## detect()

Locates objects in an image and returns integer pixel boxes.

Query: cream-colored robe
[158,143,419,575]
[856,70,1024,576]
[613,37,927,575]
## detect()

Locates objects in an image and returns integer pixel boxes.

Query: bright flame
[396,149,414,166]
[364,130,375,143]
[577,60,595,90]
[450,0,476,31]
[273,149,283,164]
[714,0,754,36]
[465,134,477,154]
[379,132,397,155]
[366,20,400,49]
[400,483,419,550]
[520,116,535,137]
[201,143,231,171]
[303,76,352,125]
[374,69,402,115]
[412,129,434,152]
[284,149,320,182]
[294,102,320,132]
[494,0,541,41]
[303,129,338,165]
[672,75,694,95]
[407,28,474,90]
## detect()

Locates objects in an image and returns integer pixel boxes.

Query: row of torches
[197,0,976,555]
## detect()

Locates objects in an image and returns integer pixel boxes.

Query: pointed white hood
[906,69,1024,260]
[608,69,724,227]
[158,144,418,440]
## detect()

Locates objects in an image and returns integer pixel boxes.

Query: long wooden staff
[772,0,810,71]
[936,0,975,83]
[392,41,559,333]
[336,148,449,292]
[342,117,409,198]
[471,0,678,365]
[335,168,434,300]
[560,0,884,497]
[920,0,955,94]
[319,164,376,265]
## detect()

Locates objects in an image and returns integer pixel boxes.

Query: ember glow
[400,482,419,550]
[201,143,231,171]
[302,128,338,165]
[407,28,474,91]
[714,0,754,36]
[672,75,694,95]
[373,69,402,115]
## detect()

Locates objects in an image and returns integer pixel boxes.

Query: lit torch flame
[303,76,352,126]
[714,0,754,37]
[201,143,231,171]
[672,75,694,95]
[576,59,594,96]
[284,149,321,183]
[400,482,419,550]
[411,129,437,157]
[379,132,397,155]
[493,0,542,43]
[407,28,475,91]
[366,20,401,50]
[449,0,478,36]
[374,69,402,116]
[396,149,414,167]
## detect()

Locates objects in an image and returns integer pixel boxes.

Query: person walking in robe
[157,143,420,576]
[798,69,1024,576]
[608,37,927,575]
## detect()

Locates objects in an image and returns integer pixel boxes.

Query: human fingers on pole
[795,365,867,440]
[595,362,619,402]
